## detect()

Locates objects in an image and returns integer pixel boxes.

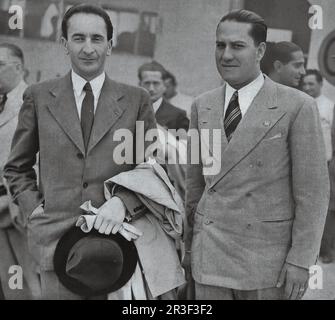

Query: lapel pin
[263,121,271,127]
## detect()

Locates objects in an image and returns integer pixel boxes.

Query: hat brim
[54,227,138,297]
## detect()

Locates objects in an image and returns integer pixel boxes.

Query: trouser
[320,209,335,258]
[0,226,40,300]
[37,270,106,300]
[194,282,286,300]
[38,269,176,300]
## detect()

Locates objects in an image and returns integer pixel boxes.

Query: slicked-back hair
[0,42,24,65]
[217,9,267,46]
[138,61,167,81]
[272,41,303,64]
[62,4,113,41]
[304,69,323,84]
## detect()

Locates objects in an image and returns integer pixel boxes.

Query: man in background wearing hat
[4,4,157,299]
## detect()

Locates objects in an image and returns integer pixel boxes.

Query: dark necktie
[81,83,94,151]
[224,91,242,142]
[0,94,8,114]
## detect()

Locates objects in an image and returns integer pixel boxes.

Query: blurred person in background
[302,69,335,263]
[163,70,193,119]
[266,41,306,88]
[138,61,189,133]
[0,42,40,299]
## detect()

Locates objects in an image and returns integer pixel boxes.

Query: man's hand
[182,251,192,281]
[94,197,126,235]
[277,262,309,300]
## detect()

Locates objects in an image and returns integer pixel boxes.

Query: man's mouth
[80,58,96,62]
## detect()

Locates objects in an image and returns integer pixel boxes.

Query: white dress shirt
[153,97,163,114]
[224,73,264,118]
[315,94,334,161]
[71,70,105,119]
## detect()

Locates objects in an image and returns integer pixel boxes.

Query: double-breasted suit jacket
[186,76,330,290]
[4,73,157,271]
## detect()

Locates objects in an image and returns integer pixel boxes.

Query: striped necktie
[224,90,241,141]
[0,94,8,114]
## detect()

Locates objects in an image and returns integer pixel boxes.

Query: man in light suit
[0,43,40,299]
[4,4,157,299]
[184,10,329,300]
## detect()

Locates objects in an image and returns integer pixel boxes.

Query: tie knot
[232,90,238,99]
[83,82,92,93]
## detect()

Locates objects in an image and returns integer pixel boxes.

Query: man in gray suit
[0,43,40,299]
[184,10,329,300]
[4,5,156,299]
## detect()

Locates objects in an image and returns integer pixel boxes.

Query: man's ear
[256,42,266,62]
[60,37,69,55]
[106,40,113,56]
[273,60,283,73]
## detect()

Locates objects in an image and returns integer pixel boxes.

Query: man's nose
[300,66,306,75]
[148,83,155,91]
[222,47,234,61]
[83,39,94,55]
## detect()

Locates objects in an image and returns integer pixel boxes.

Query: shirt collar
[7,80,27,100]
[225,72,264,99]
[153,97,163,113]
[71,70,105,97]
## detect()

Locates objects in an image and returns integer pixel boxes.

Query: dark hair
[261,41,303,74]
[62,4,113,41]
[0,42,24,65]
[163,70,177,86]
[304,69,323,83]
[271,41,303,64]
[138,61,167,81]
[217,9,267,45]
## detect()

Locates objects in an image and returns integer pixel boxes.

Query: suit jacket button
[83,182,88,189]
[77,153,84,159]
[208,189,215,194]
[204,219,211,225]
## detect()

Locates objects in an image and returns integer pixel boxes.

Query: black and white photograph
[0,0,335,305]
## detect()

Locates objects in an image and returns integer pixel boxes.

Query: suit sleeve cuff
[112,186,146,221]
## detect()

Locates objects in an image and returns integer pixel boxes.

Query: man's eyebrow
[71,33,85,37]
[216,40,246,44]
[231,40,247,44]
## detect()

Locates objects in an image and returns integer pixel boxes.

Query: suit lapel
[0,101,18,128]
[198,86,228,183]
[47,73,85,154]
[0,82,27,128]
[87,76,125,154]
[209,77,286,188]
[155,100,168,127]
